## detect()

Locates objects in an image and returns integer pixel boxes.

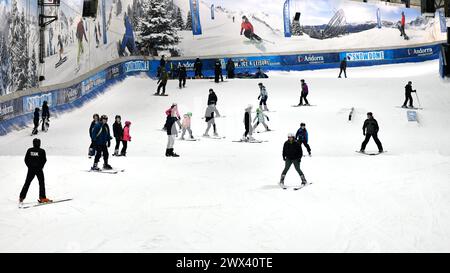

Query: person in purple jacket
[297,79,310,106]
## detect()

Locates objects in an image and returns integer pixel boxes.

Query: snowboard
[55,56,68,68]
[153,93,169,96]
[20,198,73,209]
[355,151,387,156]
[87,168,125,174]
[395,106,423,110]
[291,104,317,107]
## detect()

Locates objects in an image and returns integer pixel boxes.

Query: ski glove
[107,141,111,148]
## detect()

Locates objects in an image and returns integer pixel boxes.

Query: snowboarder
[257,82,269,111]
[178,64,187,89]
[240,15,262,41]
[203,104,221,137]
[91,115,113,171]
[298,79,310,106]
[165,114,180,157]
[121,121,131,156]
[32,108,40,135]
[402,81,416,108]
[41,101,50,132]
[119,14,136,56]
[226,59,235,79]
[253,108,270,132]
[280,133,307,188]
[19,138,52,206]
[76,18,88,64]
[360,112,383,153]
[338,57,348,78]
[214,59,224,83]
[243,104,254,141]
[89,114,100,158]
[296,122,311,156]
[194,58,203,79]
[156,68,169,95]
[112,115,123,156]
[181,112,194,140]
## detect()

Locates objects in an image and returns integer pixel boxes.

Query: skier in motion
[257,82,269,111]
[298,79,310,106]
[253,108,270,132]
[203,104,221,137]
[402,81,417,108]
[296,123,311,156]
[119,13,136,56]
[360,112,384,153]
[240,15,262,42]
[76,18,88,64]
[280,133,307,189]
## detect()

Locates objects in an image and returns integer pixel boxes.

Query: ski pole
[415,91,422,108]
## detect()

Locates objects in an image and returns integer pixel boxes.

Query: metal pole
[415,91,422,108]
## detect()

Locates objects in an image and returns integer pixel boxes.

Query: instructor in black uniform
[402,81,416,108]
[360,112,383,153]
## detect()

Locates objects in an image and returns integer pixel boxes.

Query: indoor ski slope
[1,60,450,252]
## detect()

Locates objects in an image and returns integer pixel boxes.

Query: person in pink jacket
[181,112,194,140]
[121,121,131,156]
[163,103,182,131]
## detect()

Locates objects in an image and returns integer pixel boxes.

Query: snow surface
[1,60,450,252]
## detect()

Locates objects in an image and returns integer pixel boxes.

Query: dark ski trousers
[20,168,46,200]
[361,133,383,152]
[227,71,234,79]
[259,97,267,106]
[281,159,304,176]
[94,144,109,164]
[403,94,413,107]
[114,137,121,151]
[244,122,250,137]
[41,117,48,131]
[179,77,186,88]
[32,120,39,135]
[121,141,127,154]
[300,141,311,154]
[157,82,167,94]
[339,68,347,78]
[300,93,309,105]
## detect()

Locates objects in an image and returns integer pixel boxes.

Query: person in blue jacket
[119,14,136,56]
[295,122,311,156]
[91,115,113,171]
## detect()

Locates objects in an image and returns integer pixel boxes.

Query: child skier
[89,113,100,158]
[165,115,180,157]
[32,108,40,135]
[280,133,307,189]
[257,82,269,111]
[112,115,123,156]
[253,108,270,132]
[296,122,311,156]
[121,121,131,156]
[91,115,113,171]
[243,104,254,141]
[19,138,52,206]
[181,112,194,140]
[203,104,221,137]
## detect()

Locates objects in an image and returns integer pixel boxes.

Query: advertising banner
[283,0,291,38]
[190,0,203,35]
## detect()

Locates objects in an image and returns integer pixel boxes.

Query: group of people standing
[32,101,50,135]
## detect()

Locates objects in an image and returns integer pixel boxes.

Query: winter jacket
[76,20,87,41]
[165,116,178,136]
[258,86,268,99]
[165,106,180,119]
[122,121,131,141]
[301,83,309,95]
[179,66,187,78]
[182,115,191,128]
[405,84,416,95]
[194,59,203,72]
[41,103,50,118]
[113,121,123,139]
[241,21,254,34]
[295,128,308,143]
[91,123,112,145]
[363,118,379,135]
[124,16,134,38]
[340,59,347,69]
[158,71,169,84]
[33,110,40,124]
[401,14,405,26]
[253,112,269,123]
[283,140,303,160]
[205,105,219,122]
[24,147,47,169]
[226,60,235,72]
[208,92,218,105]
[89,120,98,138]
[214,62,222,73]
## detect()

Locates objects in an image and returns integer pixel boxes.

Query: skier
[121,121,131,156]
[233,16,235,23]
[214,59,224,83]
[41,101,50,132]
[253,108,270,132]
[338,57,348,78]
[257,82,269,111]
[88,113,100,158]
[112,115,123,156]
[76,18,88,64]
[240,15,262,41]
[226,59,235,79]
[19,138,52,206]
[402,81,416,108]
[57,34,64,61]
[360,112,384,153]
[203,104,221,137]
[119,14,136,56]
[164,103,182,130]
[181,112,194,140]
[295,122,311,156]
[194,58,203,79]
[158,55,166,77]
[165,114,180,157]
[178,64,187,89]
[280,133,307,188]
[207,88,218,106]
[242,104,254,141]
[94,23,100,48]
[32,108,40,135]
[156,68,169,95]
[91,115,113,171]
[400,11,407,40]
[298,79,310,106]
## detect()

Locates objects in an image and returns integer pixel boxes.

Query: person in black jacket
[91,115,113,171]
[19,138,52,205]
[402,81,416,108]
[338,57,348,78]
[194,58,203,79]
[165,115,180,157]
[280,133,307,188]
[32,108,40,135]
[89,113,100,158]
[112,115,123,156]
[360,112,383,153]
[207,88,218,105]
[41,101,50,131]
[226,59,235,79]
[178,64,187,89]
[214,59,223,83]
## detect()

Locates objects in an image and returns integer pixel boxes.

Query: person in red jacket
[240,16,262,41]
[76,18,88,64]
[399,11,408,40]
[121,121,131,156]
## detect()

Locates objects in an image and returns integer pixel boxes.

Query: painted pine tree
[0,34,9,95]
[291,16,302,36]
[28,48,38,88]
[185,12,192,31]
[175,8,184,30]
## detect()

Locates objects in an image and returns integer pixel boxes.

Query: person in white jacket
[257,82,269,111]
[253,108,270,132]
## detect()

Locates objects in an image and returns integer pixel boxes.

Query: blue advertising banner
[102,0,107,44]
[377,8,381,29]
[81,71,107,96]
[438,9,447,33]
[22,92,57,114]
[190,0,202,35]
[211,4,215,20]
[283,0,291,38]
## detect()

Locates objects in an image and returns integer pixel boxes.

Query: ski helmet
[258,82,263,86]
[300,122,305,127]
[187,112,192,117]
[288,133,295,138]
[256,108,262,113]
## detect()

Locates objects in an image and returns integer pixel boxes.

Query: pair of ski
[280,182,312,191]
[153,93,168,96]
[87,168,125,174]
[395,106,423,110]
[291,104,317,107]
[19,198,73,209]
[202,135,226,140]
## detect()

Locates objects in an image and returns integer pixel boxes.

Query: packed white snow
[0,60,450,252]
